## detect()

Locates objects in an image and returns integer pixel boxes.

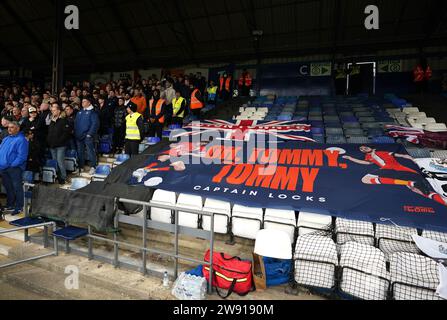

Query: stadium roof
[1,0,447,73]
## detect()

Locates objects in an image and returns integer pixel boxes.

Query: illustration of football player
[343,146,446,206]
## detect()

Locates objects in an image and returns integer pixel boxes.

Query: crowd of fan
[0,72,215,183]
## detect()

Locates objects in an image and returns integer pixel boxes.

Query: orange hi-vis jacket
[149,98,165,123]
[219,76,232,92]
[238,73,252,87]
[190,89,204,110]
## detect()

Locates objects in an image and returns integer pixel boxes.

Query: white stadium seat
[335,218,375,246]
[150,189,176,224]
[339,242,390,300]
[426,123,447,132]
[421,230,447,243]
[254,229,293,260]
[263,209,297,243]
[390,253,442,300]
[402,107,420,115]
[375,224,419,261]
[231,205,264,240]
[294,235,338,289]
[202,198,231,234]
[176,193,203,229]
[297,212,332,236]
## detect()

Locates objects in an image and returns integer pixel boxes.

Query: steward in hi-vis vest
[125,101,144,156]
[172,90,186,127]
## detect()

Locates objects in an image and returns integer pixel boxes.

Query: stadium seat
[426,123,447,132]
[372,136,395,144]
[91,165,111,182]
[176,193,203,229]
[22,171,34,184]
[113,154,130,167]
[69,178,90,191]
[390,253,442,300]
[263,209,297,243]
[294,235,338,290]
[406,148,432,159]
[375,224,419,261]
[326,136,347,144]
[347,136,370,144]
[339,242,390,300]
[254,229,293,260]
[64,149,78,172]
[53,226,88,241]
[344,128,365,137]
[42,160,58,184]
[297,212,332,236]
[421,230,447,243]
[335,218,375,246]
[150,189,176,224]
[202,198,231,234]
[98,135,113,154]
[402,107,420,115]
[231,205,264,240]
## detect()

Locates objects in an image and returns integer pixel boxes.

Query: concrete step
[0,262,134,300]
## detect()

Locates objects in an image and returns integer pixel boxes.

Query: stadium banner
[129,142,447,232]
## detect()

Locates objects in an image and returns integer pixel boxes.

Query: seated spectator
[0,121,29,215]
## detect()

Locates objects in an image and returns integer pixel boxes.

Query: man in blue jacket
[0,121,29,216]
[75,97,99,175]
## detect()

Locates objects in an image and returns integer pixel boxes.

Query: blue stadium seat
[114,154,130,166]
[10,217,45,228]
[347,137,371,144]
[326,128,344,135]
[64,149,78,172]
[53,226,88,241]
[312,135,325,143]
[367,129,385,137]
[98,135,113,154]
[22,171,34,184]
[344,129,365,137]
[147,137,161,145]
[326,135,347,144]
[92,165,111,182]
[372,136,395,144]
[42,160,58,184]
[69,178,90,191]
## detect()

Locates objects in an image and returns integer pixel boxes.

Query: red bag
[203,250,254,299]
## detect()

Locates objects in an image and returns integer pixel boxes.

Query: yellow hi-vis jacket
[172,97,185,118]
[125,112,142,140]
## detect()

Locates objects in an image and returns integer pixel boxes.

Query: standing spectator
[172,90,186,126]
[238,69,252,97]
[74,98,99,174]
[131,88,147,115]
[12,105,21,121]
[24,128,41,176]
[0,116,12,144]
[35,102,51,162]
[162,81,176,126]
[47,104,72,184]
[147,89,166,139]
[113,97,127,153]
[107,90,118,111]
[64,104,77,151]
[19,106,29,128]
[206,80,218,105]
[190,83,204,120]
[219,72,232,101]
[0,121,29,215]
[98,95,112,136]
[124,102,144,156]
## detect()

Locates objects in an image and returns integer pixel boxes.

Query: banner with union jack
[171,119,315,143]
[386,125,447,149]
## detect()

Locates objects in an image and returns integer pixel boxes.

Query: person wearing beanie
[124,101,144,156]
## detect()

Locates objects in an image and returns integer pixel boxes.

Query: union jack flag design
[386,125,426,144]
[172,119,315,142]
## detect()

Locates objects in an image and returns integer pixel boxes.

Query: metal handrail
[0,221,58,269]
[24,183,216,294]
